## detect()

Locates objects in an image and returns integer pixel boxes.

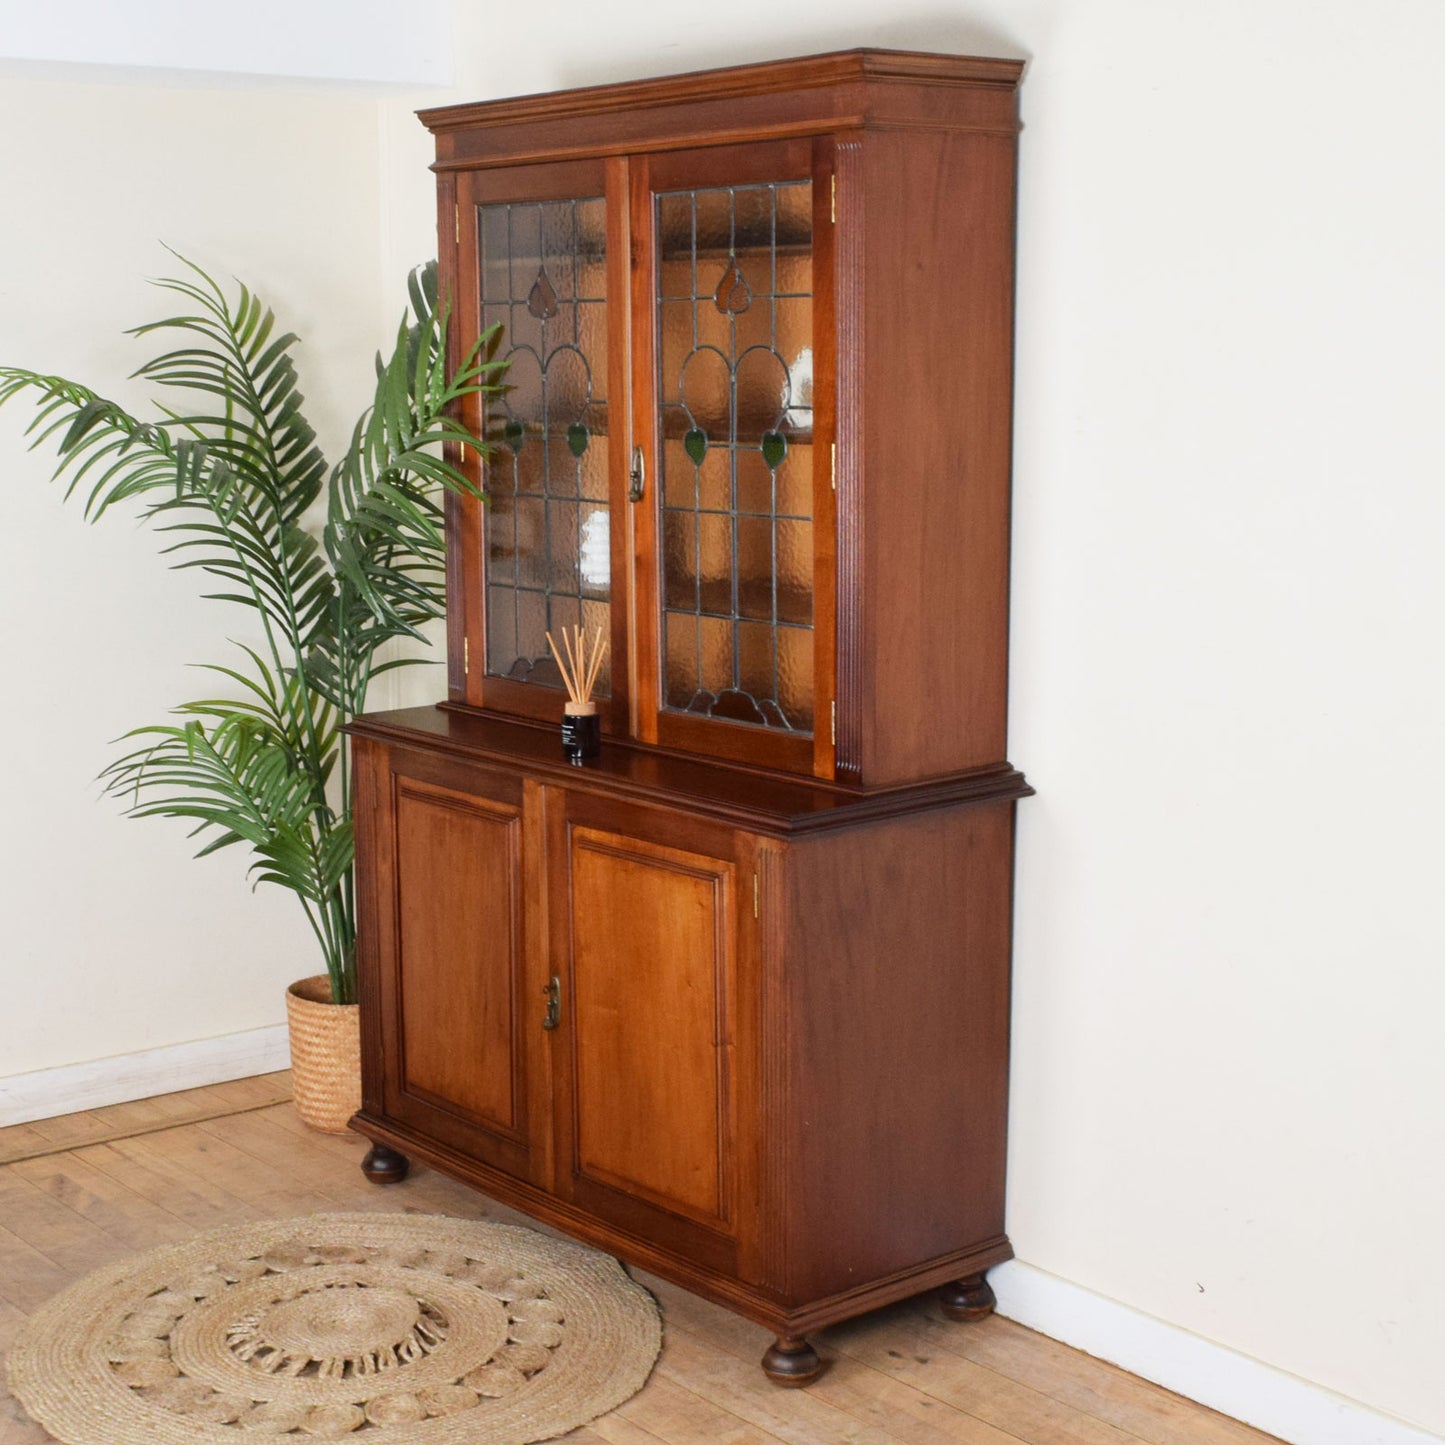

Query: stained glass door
[456,159,629,728]
[633,139,834,775]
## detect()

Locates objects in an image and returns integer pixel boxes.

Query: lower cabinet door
[368,749,547,1184]
[548,791,760,1272]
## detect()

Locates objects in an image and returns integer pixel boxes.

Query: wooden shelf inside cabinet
[354,46,1028,1385]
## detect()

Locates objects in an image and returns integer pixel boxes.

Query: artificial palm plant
[0,256,498,1006]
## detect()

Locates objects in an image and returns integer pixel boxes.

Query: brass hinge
[463,635,470,674]
[830,174,837,225]
[455,204,461,245]
[831,699,837,747]
[830,441,836,491]
[753,872,759,919]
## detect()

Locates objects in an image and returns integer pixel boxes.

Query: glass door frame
[451,156,634,736]
[629,136,838,778]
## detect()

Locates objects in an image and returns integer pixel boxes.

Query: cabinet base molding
[352,1112,1012,1339]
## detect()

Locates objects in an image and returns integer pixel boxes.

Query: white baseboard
[0,1025,291,1127]
[992,1261,1442,1445]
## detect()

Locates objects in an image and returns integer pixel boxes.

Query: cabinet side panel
[395,782,522,1131]
[859,129,1018,782]
[783,802,1014,1301]
[354,738,389,1119]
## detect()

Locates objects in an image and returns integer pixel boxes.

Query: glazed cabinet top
[424,50,1025,789]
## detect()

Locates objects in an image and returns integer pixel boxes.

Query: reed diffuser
[547,623,606,762]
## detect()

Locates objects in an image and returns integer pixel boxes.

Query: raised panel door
[548,791,761,1272]
[373,751,547,1184]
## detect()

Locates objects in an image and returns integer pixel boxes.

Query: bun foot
[762,1335,822,1387]
[940,1272,997,1322]
[361,1143,410,1184]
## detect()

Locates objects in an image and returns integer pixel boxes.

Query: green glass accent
[503,418,525,453]
[684,428,708,466]
[714,260,752,315]
[761,430,787,470]
[527,267,559,320]
[567,422,589,458]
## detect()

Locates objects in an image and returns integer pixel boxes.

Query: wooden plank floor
[0,1076,1281,1445]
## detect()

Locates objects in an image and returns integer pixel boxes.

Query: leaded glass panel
[480,196,610,696]
[656,179,814,734]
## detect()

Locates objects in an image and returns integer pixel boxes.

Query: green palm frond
[0,254,498,1005]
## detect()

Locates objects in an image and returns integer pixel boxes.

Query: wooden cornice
[419,47,1024,138]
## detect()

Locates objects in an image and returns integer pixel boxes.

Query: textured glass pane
[774,252,811,298]
[657,193,693,256]
[547,435,581,500]
[663,437,696,510]
[735,446,774,517]
[732,185,773,250]
[577,302,607,381]
[482,302,509,346]
[515,432,545,495]
[697,442,730,514]
[736,516,774,621]
[775,441,812,520]
[661,508,696,609]
[516,589,548,675]
[696,615,734,699]
[486,493,516,585]
[735,348,789,442]
[487,585,518,676]
[479,194,608,690]
[541,203,576,298]
[777,625,814,730]
[694,189,732,254]
[774,298,813,407]
[777,519,813,626]
[697,512,732,617]
[654,178,814,736]
[514,498,546,589]
[737,620,775,707]
[664,612,699,709]
[579,505,610,599]
[679,346,731,437]
[579,430,608,501]
[548,500,580,594]
[658,256,695,302]
[775,182,812,247]
[659,302,694,404]
[546,346,590,424]
[663,510,696,612]
[505,348,543,428]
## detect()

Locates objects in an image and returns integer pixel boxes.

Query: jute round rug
[6,1212,661,1443]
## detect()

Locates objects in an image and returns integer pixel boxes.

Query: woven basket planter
[285,975,361,1134]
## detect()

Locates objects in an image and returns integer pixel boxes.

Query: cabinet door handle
[542,976,562,1031]
[628,445,645,502]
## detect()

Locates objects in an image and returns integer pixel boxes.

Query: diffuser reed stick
[546,623,607,709]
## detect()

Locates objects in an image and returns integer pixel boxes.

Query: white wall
[1,0,1441,1438]
[0,74,392,1075]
